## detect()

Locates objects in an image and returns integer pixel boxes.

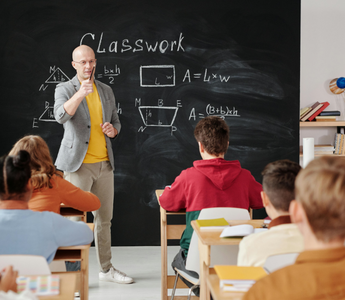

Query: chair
[52,223,94,300]
[263,252,299,273]
[171,207,251,300]
[0,255,51,275]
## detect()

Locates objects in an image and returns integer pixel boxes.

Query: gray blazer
[54,75,121,172]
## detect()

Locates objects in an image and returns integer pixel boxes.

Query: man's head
[292,156,345,243]
[261,159,301,218]
[71,45,96,82]
[194,116,229,157]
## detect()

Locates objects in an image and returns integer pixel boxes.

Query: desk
[191,220,264,300]
[60,204,86,222]
[38,273,77,300]
[207,274,244,300]
[52,223,94,300]
[156,189,188,300]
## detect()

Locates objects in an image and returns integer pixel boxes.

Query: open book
[220,224,267,238]
[214,265,267,292]
[195,218,230,230]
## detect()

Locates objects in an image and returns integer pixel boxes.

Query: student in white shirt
[238,159,304,267]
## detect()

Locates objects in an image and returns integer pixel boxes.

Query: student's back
[161,157,262,251]
[0,209,93,263]
[159,116,262,297]
[238,160,304,267]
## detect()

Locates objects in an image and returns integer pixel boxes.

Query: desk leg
[160,208,168,300]
[80,247,89,300]
[198,240,210,300]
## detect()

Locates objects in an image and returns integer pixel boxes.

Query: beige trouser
[64,161,114,272]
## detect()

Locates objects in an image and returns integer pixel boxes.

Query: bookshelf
[300,121,345,128]
[300,121,345,157]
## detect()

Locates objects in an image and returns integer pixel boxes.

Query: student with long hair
[9,135,100,214]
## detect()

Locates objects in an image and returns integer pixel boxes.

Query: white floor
[88,246,188,300]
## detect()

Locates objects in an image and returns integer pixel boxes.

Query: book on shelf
[214,265,267,292]
[319,110,341,116]
[307,101,330,121]
[314,144,335,155]
[340,135,345,155]
[195,218,229,230]
[300,107,310,118]
[315,116,337,122]
[300,102,322,122]
[16,275,60,296]
[300,102,320,120]
[220,224,267,238]
[333,133,345,155]
[300,144,335,155]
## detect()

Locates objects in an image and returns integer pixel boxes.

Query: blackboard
[0,0,300,246]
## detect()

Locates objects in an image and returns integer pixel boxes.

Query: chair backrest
[263,252,299,273]
[0,255,51,275]
[185,207,251,274]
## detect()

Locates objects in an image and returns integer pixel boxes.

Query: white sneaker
[99,266,134,284]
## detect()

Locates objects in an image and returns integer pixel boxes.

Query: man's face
[71,49,96,82]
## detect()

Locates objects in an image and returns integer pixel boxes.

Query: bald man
[54,45,133,284]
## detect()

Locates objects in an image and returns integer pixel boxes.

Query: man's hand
[0,266,18,293]
[101,122,118,138]
[63,79,94,116]
[78,79,93,98]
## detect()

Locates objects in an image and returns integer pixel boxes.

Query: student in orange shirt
[9,135,100,214]
[243,156,345,300]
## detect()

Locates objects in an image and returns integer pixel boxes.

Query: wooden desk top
[36,273,77,300]
[191,220,265,246]
[207,274,244,300]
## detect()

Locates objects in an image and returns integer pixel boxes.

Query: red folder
[308,102,330,121]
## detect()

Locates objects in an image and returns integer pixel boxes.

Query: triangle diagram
[39,106,56,122]
[45,68,70,83]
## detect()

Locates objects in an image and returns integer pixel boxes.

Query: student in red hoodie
[159,116,263,294]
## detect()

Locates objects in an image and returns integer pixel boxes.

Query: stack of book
[214,265,267,292]
[334,133,345,155]
[300,101,330,122]
[314,144,335,155]
[315,110,341,122]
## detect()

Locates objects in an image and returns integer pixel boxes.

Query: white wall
[301,0,345,145]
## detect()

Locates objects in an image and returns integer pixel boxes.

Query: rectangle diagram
[140,65,175,87]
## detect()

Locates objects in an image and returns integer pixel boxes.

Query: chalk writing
[189,105,240,121]
[136,98,180,135]
[96,64,121,85]
[80,32,185,54]
[39,66,70,92]
[32,102,56,128]
[140,65,175,87]
[183,68,231,83]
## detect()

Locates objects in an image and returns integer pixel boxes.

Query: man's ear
[198,142,204,153]
[71,61,77,70]
[261,191,270,207]
[289,200,304,224]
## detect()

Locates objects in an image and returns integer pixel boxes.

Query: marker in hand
[90,66,95,80]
